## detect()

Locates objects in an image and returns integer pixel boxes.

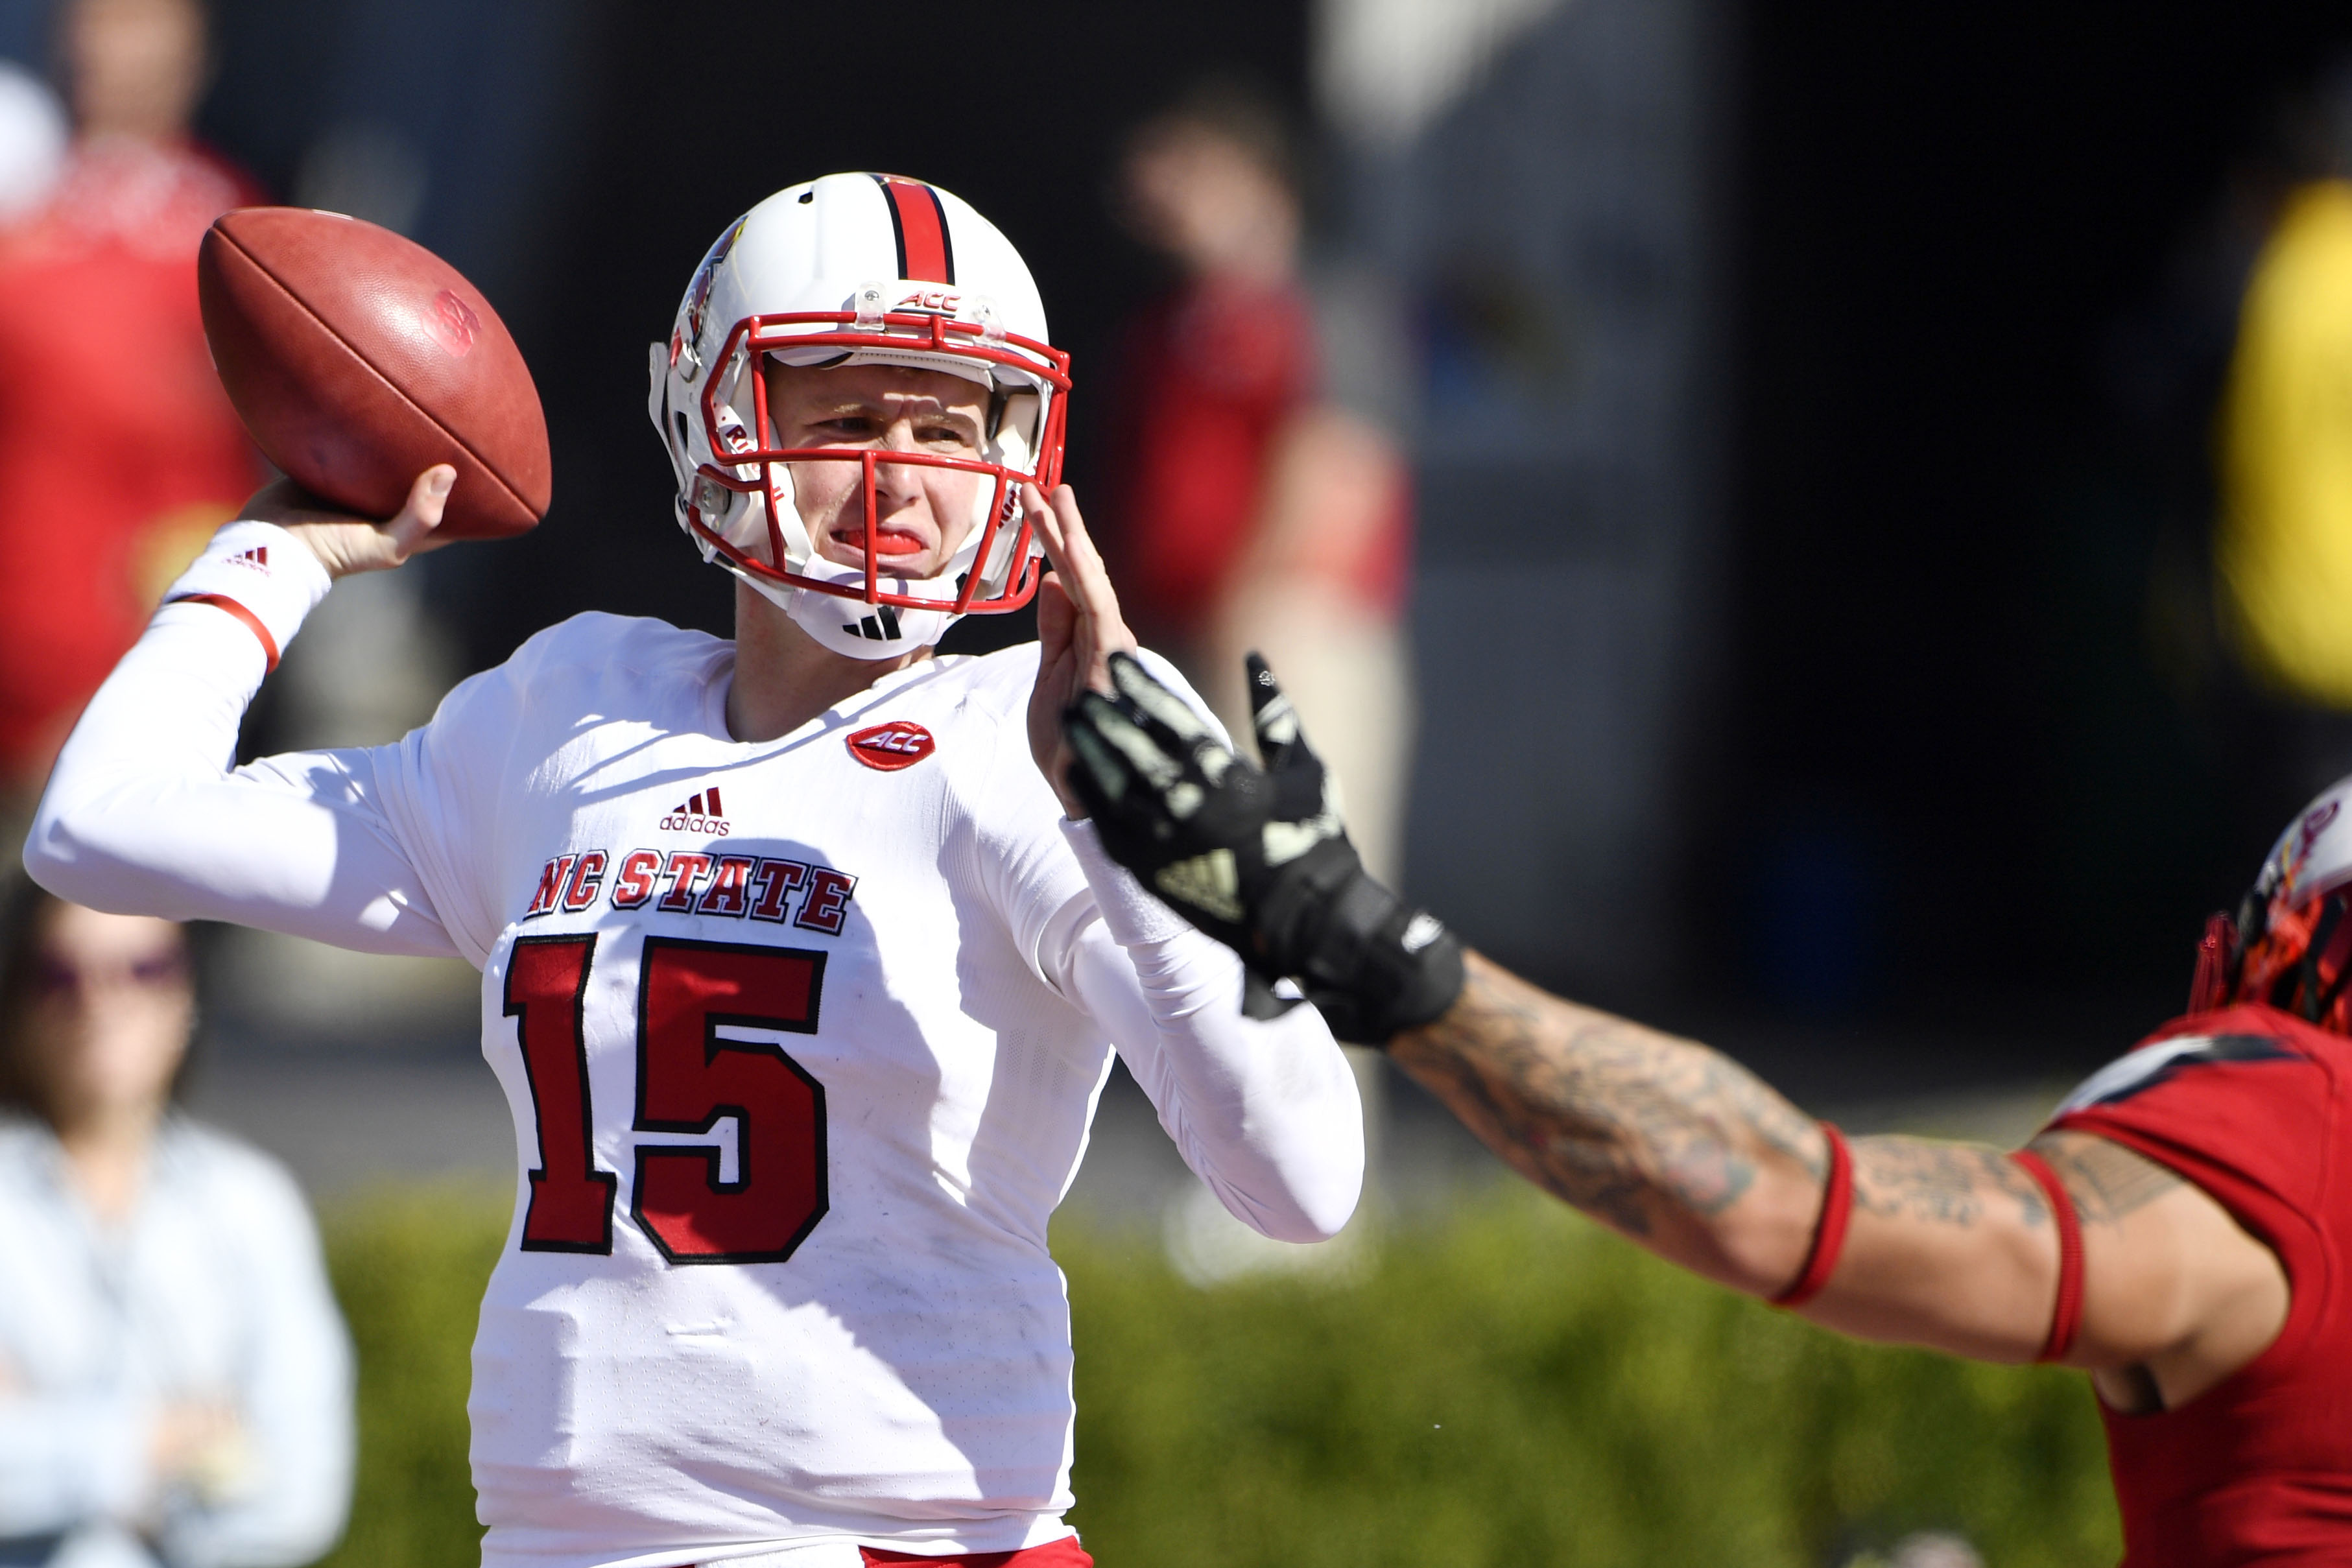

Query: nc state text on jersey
[523,848,857,934]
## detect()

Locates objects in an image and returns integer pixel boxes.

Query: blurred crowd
[0,0,257,818]
[1101,80,1415,883]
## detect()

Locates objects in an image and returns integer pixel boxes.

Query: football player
[25,176,1365,1568]
[1066,643,2352,1563]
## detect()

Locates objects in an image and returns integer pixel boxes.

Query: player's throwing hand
[1063,652,1463,1043]
[237,464,455,579]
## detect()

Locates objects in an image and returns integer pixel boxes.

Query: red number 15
[503,934,828,1265]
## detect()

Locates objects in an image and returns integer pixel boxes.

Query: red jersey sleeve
[2044,1005,2335,1220]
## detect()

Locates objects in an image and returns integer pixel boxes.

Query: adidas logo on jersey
[659,787,730,836]
[842,604,904,642]
[226,545,269,572]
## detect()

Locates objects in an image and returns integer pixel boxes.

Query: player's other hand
[243,464,454,578]
[1025,481,1137,815]
[1063,652,1464,1045]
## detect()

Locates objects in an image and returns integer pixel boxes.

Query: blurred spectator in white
[1107,80,1416,883]
[0,885,352,1568]
[0,0,257,809]
[0,62,65,224]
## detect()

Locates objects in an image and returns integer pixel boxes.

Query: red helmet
[2193,783,2352,1027]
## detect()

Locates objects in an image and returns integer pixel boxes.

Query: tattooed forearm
[1848,1136,2049,1229]
[2026,1131,2185,1226]
[1390,954,1825,1243]
[1384,953,2157,1353]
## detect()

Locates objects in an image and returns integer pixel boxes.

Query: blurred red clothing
[1106,278,1320,642]
[1109,272,1418,883]
[0,136,258,787]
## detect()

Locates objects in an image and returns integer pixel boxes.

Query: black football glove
[1063,651,1465,1047]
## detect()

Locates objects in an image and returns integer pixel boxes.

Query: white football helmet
[647,173,1069,658]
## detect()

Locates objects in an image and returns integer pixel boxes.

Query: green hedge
[318,1187,502,1568]
[316,1185,2120,1568]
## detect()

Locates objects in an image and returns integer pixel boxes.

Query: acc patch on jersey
[847,720,935,772]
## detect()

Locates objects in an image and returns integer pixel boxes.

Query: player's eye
[812,416,881,441]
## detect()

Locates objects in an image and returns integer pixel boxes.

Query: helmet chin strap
[750,460,980,661]
[781,574,964,659]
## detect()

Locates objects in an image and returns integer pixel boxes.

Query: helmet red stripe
[877,176,954,284]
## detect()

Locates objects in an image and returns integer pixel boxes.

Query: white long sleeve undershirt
[27,523,1362,1244]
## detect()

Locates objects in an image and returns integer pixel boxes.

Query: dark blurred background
[7,0,2352,1087]
[1729,2,2352,1055]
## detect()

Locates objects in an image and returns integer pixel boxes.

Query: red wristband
[1773,1121,1853,1308]
[2010,1148,2084,1362]
[167,591,281,672]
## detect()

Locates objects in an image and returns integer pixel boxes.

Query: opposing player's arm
[1062,654,2289,1399]
[1384,954,2288,1389]
[1384,955,1827,1289]
[2020,1129,2286,1407]
[1398,966,2290,1391]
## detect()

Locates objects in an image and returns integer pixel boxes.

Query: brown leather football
[198,207,550,539]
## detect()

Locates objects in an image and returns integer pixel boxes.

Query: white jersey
[28,523,1364,1568]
